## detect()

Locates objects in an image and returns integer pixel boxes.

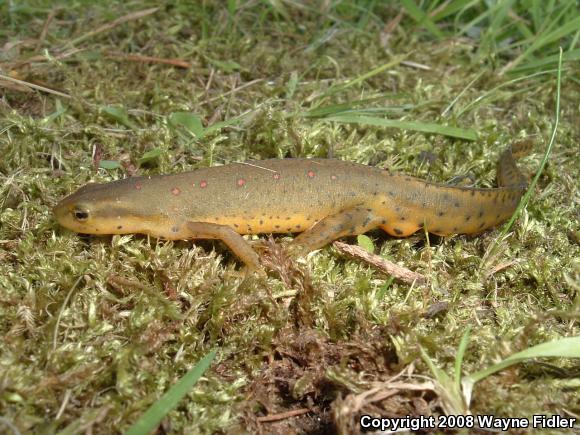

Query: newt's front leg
[290,205,382,254]
[185,222,262,273]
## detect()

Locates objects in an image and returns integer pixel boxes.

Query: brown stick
[257,407,313,423]
[333,241,427,285]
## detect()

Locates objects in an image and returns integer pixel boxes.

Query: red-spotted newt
[54,142,531,271]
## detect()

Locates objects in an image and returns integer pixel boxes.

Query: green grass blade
[315,56,406,100]
[400,0,444,38]
[481,49,562,271]
[500,52,562,234]
[124,349,218,435]
[454,326,471,392]
[502,12,580,73]
[510,48,580,74]
[432,0,477,22]
[467,336,580,385]
[327,114,478,140]
[455,68,559,118]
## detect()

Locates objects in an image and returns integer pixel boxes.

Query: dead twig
[333,241,427,285]
[0,73,71,98]
[257,407,314,423]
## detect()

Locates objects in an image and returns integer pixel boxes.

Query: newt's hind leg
[185,222,262,273]
[290,206,382,254]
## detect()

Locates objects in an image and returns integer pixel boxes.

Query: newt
[54,141,532,272]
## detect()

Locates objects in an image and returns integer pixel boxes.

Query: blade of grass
[454,326,471,392]
[509,48,580,74]
[462,336,580,405]
[400,0,444,38]
[455,68,559,118]
[327,114,478,140]
[441,70,484,117]
[420,346,466,414]
[124,349,218,435]
[469,336,580,384]
[481,48,562,269]
[501,12,580,74]
[314,56,407,100]
[432,0,477,22]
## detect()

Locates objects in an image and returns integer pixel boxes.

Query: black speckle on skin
[470,191,475,196]
[454,202,460,208]
[400,216,406,221]
[438,211,444,217]
[295,224,301,230]
[394,228,403,235]
[479,210,484,218]
[366,208,372,212]
[117,225,123,230]
[465,215,471,222]
[259,219,264,225]
[478,222,486,229]
[389,191,395,197]
[381,219,387,224]
[395,207,401,212]
[234,224,239,228]
[453,226,458,231]
[171,226,179,233]
[275,225,280,229]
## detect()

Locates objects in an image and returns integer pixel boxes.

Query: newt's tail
[497,139,533,189]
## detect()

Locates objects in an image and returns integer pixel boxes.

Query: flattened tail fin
[497,139,533,189]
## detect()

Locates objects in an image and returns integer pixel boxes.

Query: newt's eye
[73,208,90,221]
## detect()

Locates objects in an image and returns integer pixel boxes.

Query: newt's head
[54,178,152,235]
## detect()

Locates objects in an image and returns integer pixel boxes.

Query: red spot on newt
[307,170,315,178]
[273,173,280,180]
[330,174,337,180]
[237,178,245,187]
[171,187,181,196]
[200,180,208,188]
[135,183,142,190]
